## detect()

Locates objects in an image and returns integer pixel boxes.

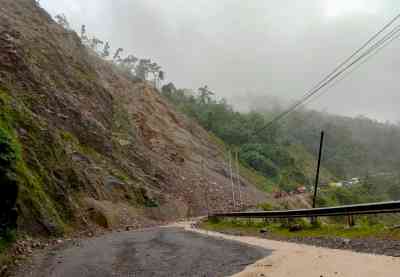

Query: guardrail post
[347,215,355,227]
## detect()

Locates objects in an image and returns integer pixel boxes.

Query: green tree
[198,86,214,104]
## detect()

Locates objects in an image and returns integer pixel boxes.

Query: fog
[40,0,400,122]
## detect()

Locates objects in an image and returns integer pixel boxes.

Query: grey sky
[40,0,400,122]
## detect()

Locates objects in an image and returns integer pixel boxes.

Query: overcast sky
[40,0,400,122]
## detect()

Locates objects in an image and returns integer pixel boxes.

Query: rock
[390,225,400,230]
[125,225,136,231]
[39,219,59,235]
[259,228,268,234]
[342,238,351,245]
[57,113,69,119]
[1,265,8,274]
[288,224,302,232]
[117,139,131,146]
[104,176,125,191]
[71,152,91,163]
[56,239,63,244]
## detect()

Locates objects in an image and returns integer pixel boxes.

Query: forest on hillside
[161,83,400,204]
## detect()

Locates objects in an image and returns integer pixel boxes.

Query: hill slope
[0,0,266,236]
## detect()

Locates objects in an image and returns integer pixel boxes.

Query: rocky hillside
[0,0,267,236]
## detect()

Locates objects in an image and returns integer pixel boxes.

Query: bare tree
[101,42,111,58]
[90,37,104,53]
[63,22,166,84]
[159,70,165,81]
[54,14,71,30]
[80,25,89,45]
[198,85,214,104]
[136,59,151,80]
[120,55,138,73]
[113,48,124,62]
[158,71,165,88]
[149,62,161,86]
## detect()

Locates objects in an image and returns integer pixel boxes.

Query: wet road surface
[20,227,271,277]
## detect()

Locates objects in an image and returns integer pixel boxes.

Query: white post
[228,151,236,210]
[235,150,242,208]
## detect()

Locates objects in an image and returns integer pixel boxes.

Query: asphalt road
[21,227,271,277]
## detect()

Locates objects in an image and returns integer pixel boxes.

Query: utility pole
[312,131,325,209]
[235,150,242,209]
[228,151,236,211]
[201,159,210,216]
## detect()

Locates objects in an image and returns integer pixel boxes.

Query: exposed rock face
[0,0,266,234]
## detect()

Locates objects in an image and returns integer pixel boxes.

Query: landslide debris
[0,0,266,237]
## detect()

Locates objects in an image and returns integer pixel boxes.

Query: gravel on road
[183,224,400,277]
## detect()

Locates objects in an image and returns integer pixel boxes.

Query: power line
[303,24,400,107]
[254,23,400,136]
[299,24,400,110]
[307,26,400,166]
[251,13,400,137]
[300,13,400,103]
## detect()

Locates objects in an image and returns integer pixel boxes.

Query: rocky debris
[268,235,400,257]
[0,0,268,254]
[259,228,268,234]
[1,265,8,275]
[0,30,19,69]
[125,225,137,231]
[103,176,125,192]
[211,228,400,257]
[391,225,400,230]
[2,237,51,275]
[280,236,400,257]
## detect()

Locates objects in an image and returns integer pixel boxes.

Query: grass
[237,162,276,193]
[0,230,16,253]
[201,217,400,240]
[286,144,335,184]
[0,230,16,267]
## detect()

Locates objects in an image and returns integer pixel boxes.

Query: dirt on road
[181,223,400,277]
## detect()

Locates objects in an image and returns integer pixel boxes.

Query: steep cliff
[0,0,266,235]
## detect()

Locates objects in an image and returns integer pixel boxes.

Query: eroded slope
[0,0,266,235]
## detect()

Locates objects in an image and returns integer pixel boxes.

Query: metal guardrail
[212,200,400,219]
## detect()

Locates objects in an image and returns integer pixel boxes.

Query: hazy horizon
[40,0,400,123]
